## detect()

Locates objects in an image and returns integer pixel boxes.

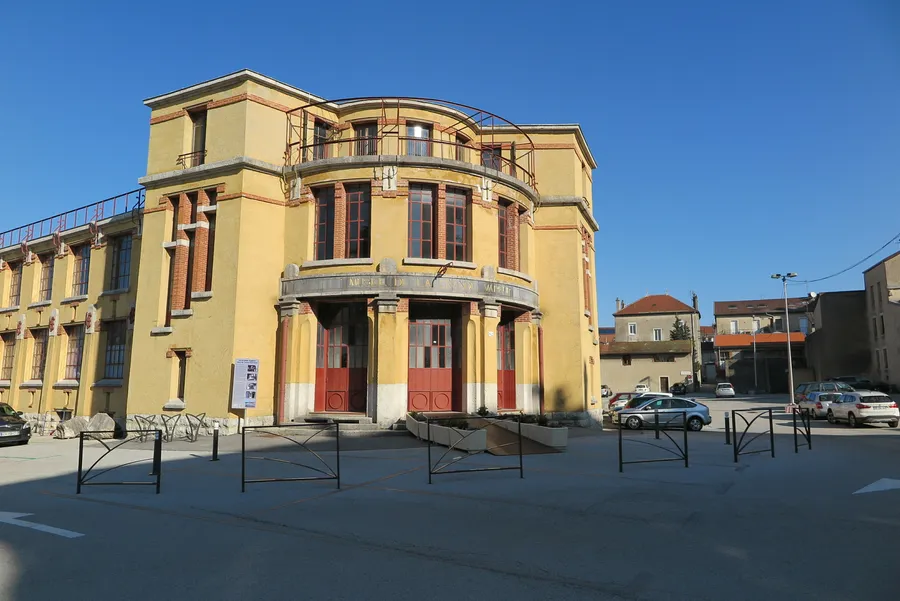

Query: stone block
[55,416,89,439]
[86,413,117,439]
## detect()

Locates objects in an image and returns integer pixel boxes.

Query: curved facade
[127,70,600,432]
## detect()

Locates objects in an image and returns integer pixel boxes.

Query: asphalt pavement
[1,395,898,601]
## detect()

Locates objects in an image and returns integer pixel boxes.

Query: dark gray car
[612,397,712,431]
[0,403,31,445]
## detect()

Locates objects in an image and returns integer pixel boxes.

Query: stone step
[300,413,373,425]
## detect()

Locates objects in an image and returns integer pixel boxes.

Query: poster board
[231,358,259,410]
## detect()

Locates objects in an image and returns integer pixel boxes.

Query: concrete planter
[406,414,487,451]
[496,420,569,450]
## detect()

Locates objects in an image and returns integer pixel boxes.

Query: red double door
[408,317,460,412]
[315,305,368,413]
[497,322,517,410]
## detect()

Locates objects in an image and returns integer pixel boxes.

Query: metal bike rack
[617,410,689,473]
[241,422,340,492]
[77,429,162,494]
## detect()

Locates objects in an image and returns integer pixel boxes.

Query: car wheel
[687,416,703,432]
[889,420,898,428]
[848,413,858,428]
[826,411,835,424]
[626,416,642,430]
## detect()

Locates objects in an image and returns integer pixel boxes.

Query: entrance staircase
[292,413,406,437]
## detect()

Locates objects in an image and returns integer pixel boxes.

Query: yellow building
[1,70,600,433]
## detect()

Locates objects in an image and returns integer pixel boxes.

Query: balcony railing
[176,150,206,169]
[0,189,145,249]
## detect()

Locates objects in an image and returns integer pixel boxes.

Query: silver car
[798,391,839,419]
[612,396,712,431]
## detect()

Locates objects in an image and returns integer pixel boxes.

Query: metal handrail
[176,150,207,168]
[0,189,145,249]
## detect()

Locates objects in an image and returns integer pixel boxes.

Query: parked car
[634,384,651,393]
[601,384,612,398]
[798,391,840,419]
[0,403,31,446]
[794,381,854,405]
[826,391,899,428]
[670,382,687,395]
[715,383,736,398]
[612,396,712,431]
[828,376,875,390]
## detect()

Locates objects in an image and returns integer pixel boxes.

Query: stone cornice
[138,156,282,189]
[538,196,599,232]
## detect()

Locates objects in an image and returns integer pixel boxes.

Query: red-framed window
[455,134,470,162]
[108,235,132,290]
[313,120,331,160]
[409,319,453,368]
[481,145,502,170]
[65,325,84,380]
[31,328,48,380]
[406,123,432,157]
[445,187,468,261]
[408,184,435,258]
[497,323,515,370]
[498,203,509,269]
[345,184,371,259]
[205,214,216,291]
[103,320,127,379]
[39,254,54,302]
[316,306,368,369]
[354,122,378,156]
[1,333,14,380]
[314,186,335,260]
[8,261,22,306]
[72,244,91,296]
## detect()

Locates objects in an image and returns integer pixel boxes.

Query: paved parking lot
[1,396,898,601]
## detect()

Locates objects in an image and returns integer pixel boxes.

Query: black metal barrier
[77,430,162,494]
[426,415,524,484]
[617,410,689,472]
[793,406,812,453]
[732,408,775,463]
[241,422,340,492]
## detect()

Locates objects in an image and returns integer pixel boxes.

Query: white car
[798,391,839,419]
[715,383,736,398]
[634,384,650,393]
[827,391,899,428]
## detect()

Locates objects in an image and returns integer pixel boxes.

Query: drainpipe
[538,323,545,415]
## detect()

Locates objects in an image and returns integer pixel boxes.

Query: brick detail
[514,311,532,323]
[507,206,520,272]
[436,183,447,260]
[397,298,410,312]
[299,302,313,315]
[191,190,211,294]
[333,183,347,259]
[169,193,192,312]
[467,301,481,317]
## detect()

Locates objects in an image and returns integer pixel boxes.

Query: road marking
[853,478,900,495]
[0,512,84,538]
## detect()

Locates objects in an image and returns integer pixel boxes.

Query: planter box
[406,414,487,451]
[496,420,568,450]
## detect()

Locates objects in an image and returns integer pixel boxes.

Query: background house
[805,291,870,381]
[864,251,900,390]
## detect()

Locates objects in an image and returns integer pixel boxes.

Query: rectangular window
[653,354,675,363]
[884,348,889,371]
[175,350,187,401]
[622,354,632,366]
[354,122,378,156]
[39,254,54,302]
[628,323,637,336]
[313,120,331,160]
[1,333,14,380]
[481,145,502,170]
[753,319,760,333]
[498,203,509,269]
[406,123,431,157]
[799,317,809,335]
[877,282,883,309]
[408,183,435,258]
[314,187,335,261]
[345,183,371,259]
[31,329,48,381]
[870,285,875,309]
[876,349,881,371]
[880,315,885,336]
[7,261,22,306]
[189,109,207,167]
[653,328,662,341]
[65,325,84,380]
[103,320,127,380]
[205,214,216,291]
[873,317,879,340]
[730,320,738,334]
[455,134,470,162]
[71,244,91,296]
[108,235,132,290]
[445,187,468,261]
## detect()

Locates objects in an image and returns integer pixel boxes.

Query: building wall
[613,311,702,383]
[714,312,808,335]
[806,291,870,380]
[864,256,900,387]
[599,353,692,394]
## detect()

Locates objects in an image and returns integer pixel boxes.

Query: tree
[670,317,692,341]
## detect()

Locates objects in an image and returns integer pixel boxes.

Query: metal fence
[732,408,775,463]
[76,430,162,494]
[241,422,341,492]
[617,410,689,472]
[793,406,812,453]
[425,415,524,484]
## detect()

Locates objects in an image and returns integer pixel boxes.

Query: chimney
[615,298,621,311]
[692,293,699,311]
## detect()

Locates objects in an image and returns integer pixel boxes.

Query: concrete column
[481,301,500,412]
[514,316,539,414]
[280,300,316,422]
[372,296,407,429]
[462,302,482,413]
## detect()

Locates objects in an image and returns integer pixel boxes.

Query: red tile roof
[713,298,808,316]
[614,294,697,317]
[699,325,716,336]
[714,332,806,348]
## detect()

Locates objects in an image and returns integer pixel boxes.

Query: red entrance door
[315,305,368,412]
[408,319,455,412]
[497,323,517,410]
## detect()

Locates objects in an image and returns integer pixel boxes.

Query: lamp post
[751,316,758,392]
[771,273,798,405]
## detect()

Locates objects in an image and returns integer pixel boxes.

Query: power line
[789,231,900,285]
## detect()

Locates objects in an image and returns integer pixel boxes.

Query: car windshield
[0,404,16,416]
[866,395,892,404]
[818,393,840,402]
[717,384,732,389]
[625,396,656,408]
[835,382,854,391]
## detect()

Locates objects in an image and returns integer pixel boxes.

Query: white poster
[231,359,259,410]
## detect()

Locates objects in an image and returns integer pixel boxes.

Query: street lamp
[771,273,798,405]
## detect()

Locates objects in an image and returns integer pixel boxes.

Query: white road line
[853,478,900,495]
[0,512,84,538]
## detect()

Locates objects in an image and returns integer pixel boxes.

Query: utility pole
[771,273,798,403]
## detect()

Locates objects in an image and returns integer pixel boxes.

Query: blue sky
[1,0,898,323]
